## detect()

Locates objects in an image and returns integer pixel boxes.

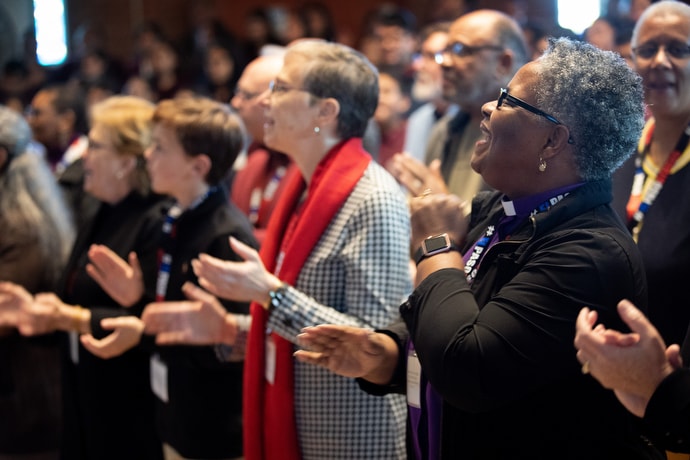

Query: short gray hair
[287,40,379,139]
[535,38,644,180]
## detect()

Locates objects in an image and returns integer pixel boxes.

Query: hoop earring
[538,157,547,172]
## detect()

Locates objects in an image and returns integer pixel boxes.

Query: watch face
[424,234,451,254]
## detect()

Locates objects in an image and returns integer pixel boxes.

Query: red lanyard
[626,122,688,239]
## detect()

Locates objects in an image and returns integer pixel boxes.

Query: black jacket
[154,187,256,459]
[59,191,168,460]
[392,180,660,459]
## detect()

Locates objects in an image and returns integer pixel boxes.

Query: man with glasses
[389,10,529,206]
[230,52,295,245]
[401,22,459,163]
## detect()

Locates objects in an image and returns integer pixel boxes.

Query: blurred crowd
[10,0,690,459]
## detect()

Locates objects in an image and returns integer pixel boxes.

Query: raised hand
[574,300,676,417]
[80,316,144,359]
[87,244,144,307]
[409,192,468,251]
[294,324,399,385]
[142,282,237,345]
[387,152,449,196]
[192,237,281,305]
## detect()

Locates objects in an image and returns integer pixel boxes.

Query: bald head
[632,0,690,47]
[441,9,528,113]
[231,54,284,142]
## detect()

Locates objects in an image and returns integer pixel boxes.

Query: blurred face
[83,122,133,203]
[123,76,155,101]
[231,62,273,141]
[145,122,196,198]
[206,46,234,85]
[373,25,416,67]
[375,73,410,127]
[246,17,269,44]
[151,42,177,74]
[440,16,506,112]
[81,53,107,81]
[633,12,690,118]
[284,12,307,43]
[412,31,448,102]
[585,19,616,51]
[26,90,60,148]
[472,62,556,198]
[262,53,322,156]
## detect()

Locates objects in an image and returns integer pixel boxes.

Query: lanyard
[626,122,689,241]
[463,191,572,283]
[248,165,287,224]
[155,189,212,301]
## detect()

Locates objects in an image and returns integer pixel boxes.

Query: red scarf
[243,138,371,460]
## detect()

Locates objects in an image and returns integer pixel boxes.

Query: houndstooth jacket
[264,161,411,460]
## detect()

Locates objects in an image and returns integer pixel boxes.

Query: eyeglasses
[633,41,690,60]
[434,42,504,64]
[233,87,262,100]
[497,88,575,144]
[498,88,562,124]
[269,80,310,95]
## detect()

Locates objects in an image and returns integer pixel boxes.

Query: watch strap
[414,234,460,265]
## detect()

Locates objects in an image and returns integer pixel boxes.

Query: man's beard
[412,76,441,102]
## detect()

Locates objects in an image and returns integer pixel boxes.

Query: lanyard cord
[626,123,689,240]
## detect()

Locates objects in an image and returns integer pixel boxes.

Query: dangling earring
[538,157,547,172]
[314,126,320,134]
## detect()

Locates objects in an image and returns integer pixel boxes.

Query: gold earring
[538,157,547,172]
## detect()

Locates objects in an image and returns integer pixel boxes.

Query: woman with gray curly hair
[295,38,662,459]
[0,105,74,459]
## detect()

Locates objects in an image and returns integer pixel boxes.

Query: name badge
[69,331,79,364]
[150,354,169,402]
[407,351,422,408]
[265,335,276,385]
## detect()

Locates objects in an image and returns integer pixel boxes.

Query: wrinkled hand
[142,282,235,345]
[87,244,144,307]
[409,193,468,250]
[387,153,449,196]
[80,316,144,359]
[192,237,280,305]
[574,300,676,417]
[294,324,398,384]
[0,281,34,329]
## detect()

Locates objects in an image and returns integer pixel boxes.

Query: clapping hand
[80,316,144,359]
[87,244,144,307]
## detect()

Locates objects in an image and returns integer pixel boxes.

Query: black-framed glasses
[498,88,562,124]
[434,42,504,64]
[497,88,574,144]
[633,41,690,60]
